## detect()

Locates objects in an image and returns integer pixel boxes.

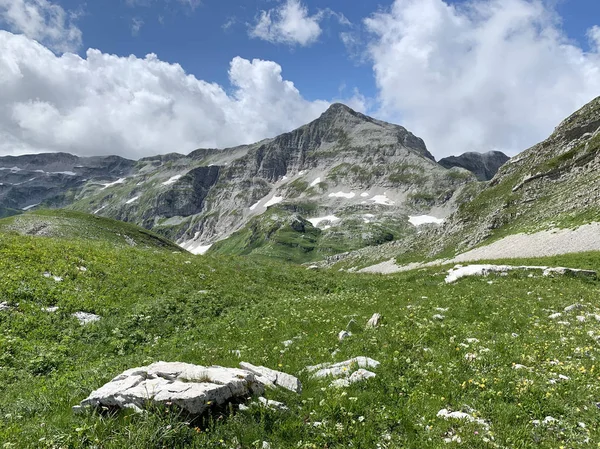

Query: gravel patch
[359,222,600,274]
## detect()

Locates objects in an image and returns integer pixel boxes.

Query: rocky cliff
[438,151,510,181]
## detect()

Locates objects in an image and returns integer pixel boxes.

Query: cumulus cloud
[0,31,330,158]
[0,0,82,53]
[250,0,321,46]
[365,0,600,157]
[250,0,349,47]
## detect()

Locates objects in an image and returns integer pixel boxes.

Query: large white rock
[239,362,302,393]
[76,361,264,415]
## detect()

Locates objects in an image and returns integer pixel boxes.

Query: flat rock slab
[445,264,597,284]
[239,362,302,393]
[76,361,264,415]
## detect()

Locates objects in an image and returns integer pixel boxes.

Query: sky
[0,0,599,160]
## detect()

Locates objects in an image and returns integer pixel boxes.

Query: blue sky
[0,0,599,159]
[59,0,600,102]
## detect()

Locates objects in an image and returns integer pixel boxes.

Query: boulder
[366,313,381,328]
[75,361,264,415]
[239,362,302,393]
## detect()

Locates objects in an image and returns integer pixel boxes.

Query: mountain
[0,153,135,210]
[322,96,600,269]
[0,104,478,261]
[438,151,510,181]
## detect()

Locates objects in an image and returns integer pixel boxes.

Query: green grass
[0,209,182,251]
[2,224,600,447]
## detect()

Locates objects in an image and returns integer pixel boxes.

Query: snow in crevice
[101,178,126,190]
[264,196,284,207]
[308,215,340,228]
[162,175,183,186]
[309,177,321,188]
[370,193,395,205]
[409,215,444,226]
[22,203,40,211]
[125,196,140,205]
[329,191,355,199]
[180,232,213,255]
[249,200,261,211]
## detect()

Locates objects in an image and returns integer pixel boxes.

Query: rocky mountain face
[434,96,600,254]
[438,151,510,181]
[314,96,600,269]
[0,104,480,260]
[0,153,135,212]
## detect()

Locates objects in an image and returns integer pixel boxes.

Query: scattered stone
[435,307,449,312]
[465,338,479,344]
[307,357,380,379]
[262,442,271,449]
[78,266,87,272]
[432,314,445,320]
[330,369,376,388]
[72,312,101,325]
[548,313,562,319]
[512,364,531,371]
[230,350,242,358]
[239,362,302,393]
[238,404,250,411]
[42,306,59,313]
[338,330,352,341]
[532,416,558,426]
[577,315,586,322]
[465,353,477,362]
[366,313,381,329]
[258,396,288,411]
[437,409,489,429]
[43,272,63,282]
[564,303,583,312]
[0,301,10,311]
[282,340,294,347]
[75,361,265,415]
[306,265,319,270]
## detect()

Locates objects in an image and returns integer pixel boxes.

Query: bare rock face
[438,151,510,181]
[75,361,265,415]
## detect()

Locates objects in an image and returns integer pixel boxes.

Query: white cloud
[0,0,81,53]
[589,25,600,52]
[250,0,349,46]
[0,31,330,159]
[365,0,600,157]
[131,17,144,36]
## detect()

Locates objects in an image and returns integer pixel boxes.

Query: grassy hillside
[0,209,183,251]
[210,207,412,264]
[2,228,600,447]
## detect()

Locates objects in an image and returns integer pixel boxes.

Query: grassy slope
[210,208,412,264]
[1,230,600,447]
[0,209,182,251]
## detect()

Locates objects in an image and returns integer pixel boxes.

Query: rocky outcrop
[74,361,300,415]
[438,151,510,181]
